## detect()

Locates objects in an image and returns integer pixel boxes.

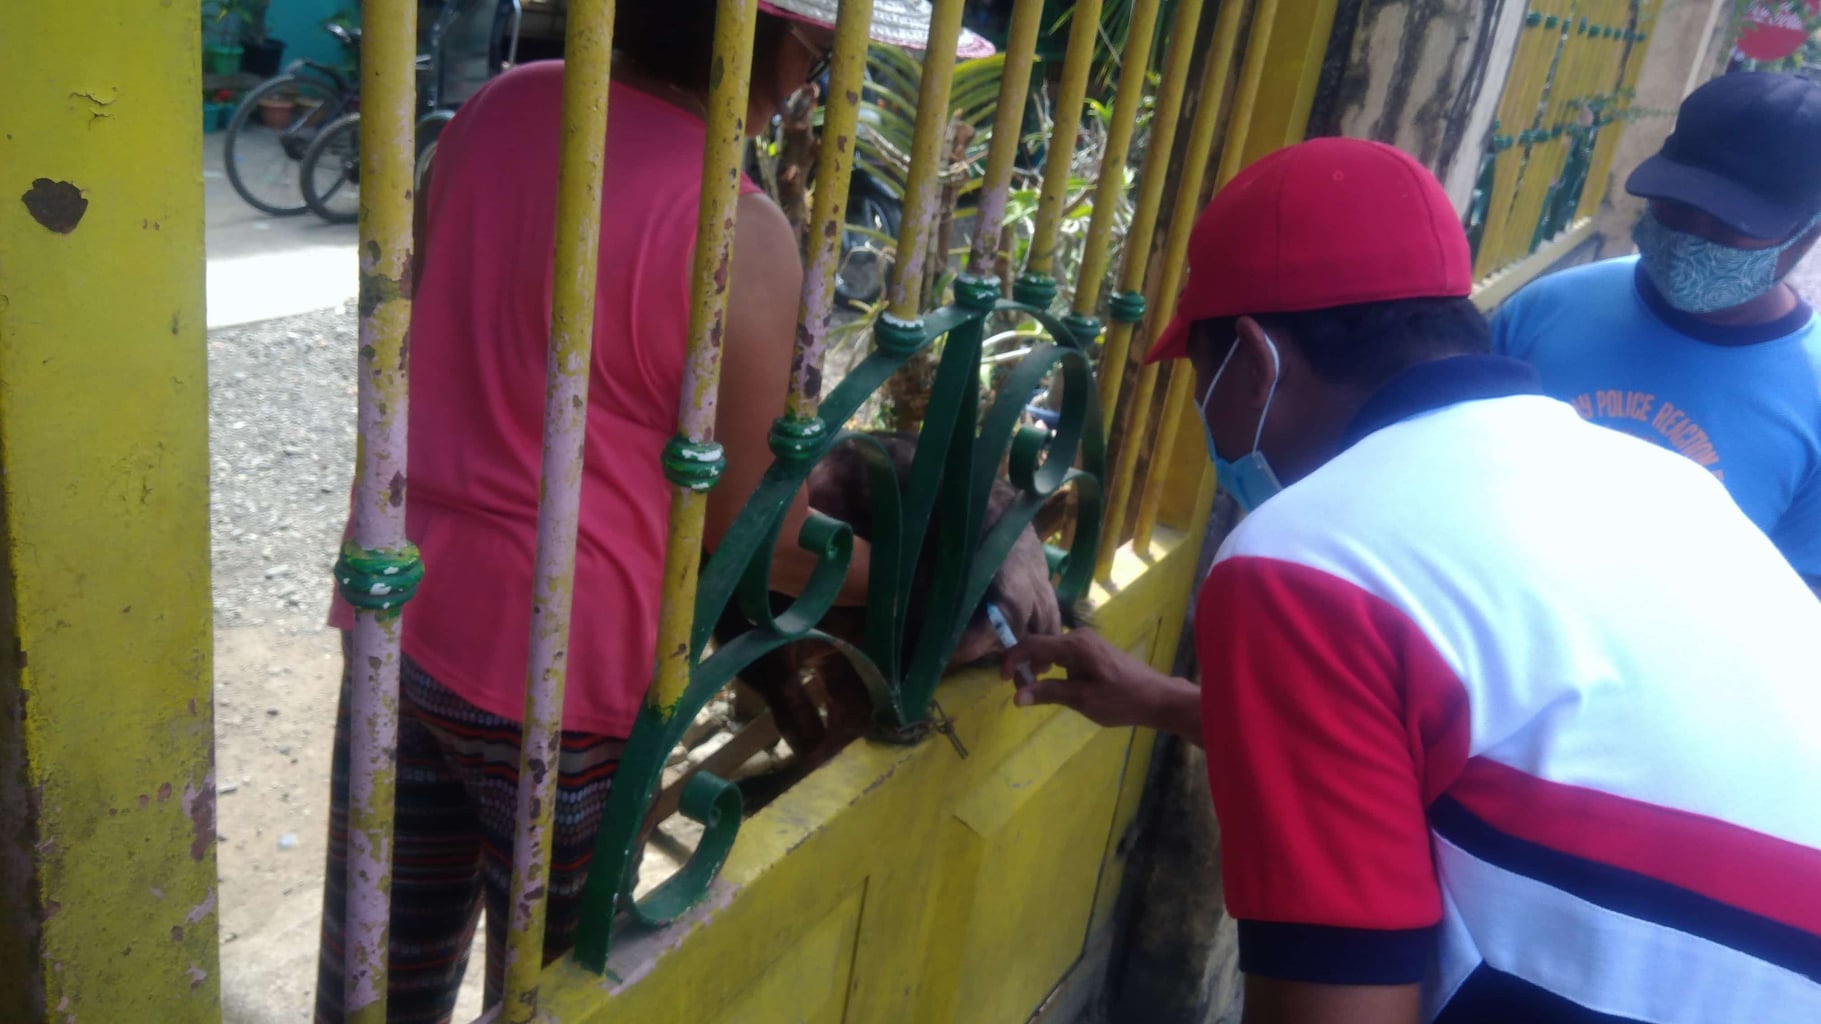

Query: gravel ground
[205,299,704,1022]
[209,302,359,632]
[209,301,499,1023]
[206,300,404,1024]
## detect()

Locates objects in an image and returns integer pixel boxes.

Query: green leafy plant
[853,49,1006,199]
[749,39,1158,428]
[1041,0,1164,100]
[207,0,272,45]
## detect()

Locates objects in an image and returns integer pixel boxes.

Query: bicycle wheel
[414,110,455,194]
[415,138,442,196]
[300,113,362,225]
[223,73,350,217]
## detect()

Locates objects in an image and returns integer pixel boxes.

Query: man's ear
[1233,315,1281,412]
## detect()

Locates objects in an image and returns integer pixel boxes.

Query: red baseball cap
[1144,138,1473,363]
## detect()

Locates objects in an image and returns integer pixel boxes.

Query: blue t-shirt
[1492,256,1821,581]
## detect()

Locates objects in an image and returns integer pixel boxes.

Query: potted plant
[204,0,285,78]
[203,1,242,73]
[236,1,287,78]
[257,92,297,130]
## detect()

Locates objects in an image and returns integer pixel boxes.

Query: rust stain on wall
[21,179,88,234]
[183,778,215,862]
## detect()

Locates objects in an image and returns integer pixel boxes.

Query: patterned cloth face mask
[1633,207,1820,314]
[1199,333,1284,512]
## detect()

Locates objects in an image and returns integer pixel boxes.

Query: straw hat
[760,0,998,58]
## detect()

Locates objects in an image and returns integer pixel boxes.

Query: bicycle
[221,20,362,217]
[300,0,522,224]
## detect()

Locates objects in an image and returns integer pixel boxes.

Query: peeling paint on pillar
[1071,0,1164,325]
[183,776,215,861]
[1023,0,1106,288]
[340,1,421,1021]
[787,0,874,419]
[499,2,621,1019]
[2,1,218,1020]
[886,0,968,321]
[644,0,761,726]
[962,0,1044,282]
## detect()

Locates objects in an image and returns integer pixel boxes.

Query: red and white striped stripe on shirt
[1196,355,1821,1022]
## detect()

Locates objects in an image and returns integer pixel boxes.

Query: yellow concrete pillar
[0,3,217,1022]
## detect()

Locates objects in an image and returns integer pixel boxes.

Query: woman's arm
[710,192,870,604]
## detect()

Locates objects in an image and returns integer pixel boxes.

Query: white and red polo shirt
[1196,355,1821,1021]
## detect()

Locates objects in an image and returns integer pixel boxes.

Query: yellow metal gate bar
[341,2,420,1020]
[887,0,969,320]
[1472,0,1668,283]
[1067,0,1166,353]
[1128,0,1253,554]
[497,1,618,1019]
[1575,0,1663,223]
[1089,0,1214,580]
[1104,0,1284,571]
[1093,0,1213,426]
[1476,0,1572,278]
[1018,0,1107,308]
[646,0,761,719]
[789,0,878,420]
[964,0,1049,287]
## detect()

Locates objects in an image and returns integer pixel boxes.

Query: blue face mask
[1199,334,1284,512]
[1632,208,1815,314]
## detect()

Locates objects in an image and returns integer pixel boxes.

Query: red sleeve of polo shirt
[1196,555,1471,985]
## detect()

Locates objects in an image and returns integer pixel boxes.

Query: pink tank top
[330,62,761,735]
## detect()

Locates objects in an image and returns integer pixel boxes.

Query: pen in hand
[986,602,1036,689]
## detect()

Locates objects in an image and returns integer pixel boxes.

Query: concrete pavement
[205,130,359,329]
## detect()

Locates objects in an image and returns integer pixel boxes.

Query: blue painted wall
[262,0,352,71]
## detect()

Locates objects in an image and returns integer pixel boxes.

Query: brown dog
[712,431,1073,796]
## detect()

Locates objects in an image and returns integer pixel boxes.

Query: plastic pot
[203,102,235,134]
[258,97,296,130]
[242,38,286,77]
[204,44,244,76]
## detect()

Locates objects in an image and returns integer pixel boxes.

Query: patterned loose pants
[314,639,625,1023]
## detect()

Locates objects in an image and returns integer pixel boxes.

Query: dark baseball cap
[1626,72,1821,240]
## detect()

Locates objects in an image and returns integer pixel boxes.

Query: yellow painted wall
[538,527,1200,1023]
[0,3,218,1020]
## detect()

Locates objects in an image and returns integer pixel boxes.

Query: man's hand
[1000,629,1203,742]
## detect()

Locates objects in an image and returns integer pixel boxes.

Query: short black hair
[1191,296,1489,391]
[615,2,790,94]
